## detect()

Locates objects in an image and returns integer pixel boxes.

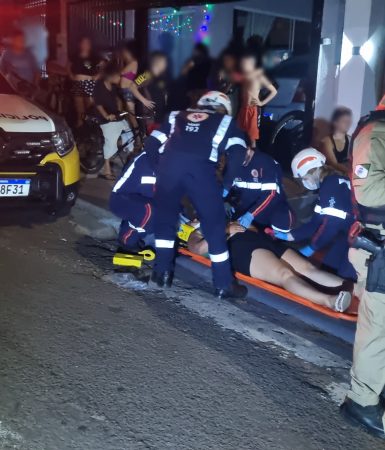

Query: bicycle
[76,110,154,175]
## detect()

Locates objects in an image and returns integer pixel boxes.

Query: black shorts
[228,230,288,276]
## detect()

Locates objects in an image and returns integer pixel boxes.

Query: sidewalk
[73,175,357,344]
[79,174,112,210]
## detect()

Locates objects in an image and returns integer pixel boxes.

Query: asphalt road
[0,209,381,450]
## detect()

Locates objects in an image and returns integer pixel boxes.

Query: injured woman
[187,222,352,312]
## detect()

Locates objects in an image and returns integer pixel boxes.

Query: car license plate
[0,179,31,197]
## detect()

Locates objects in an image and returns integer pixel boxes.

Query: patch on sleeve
[354,164,370,179]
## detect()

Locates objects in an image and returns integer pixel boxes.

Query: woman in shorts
[188,223,351,312]
[69,37,100,127]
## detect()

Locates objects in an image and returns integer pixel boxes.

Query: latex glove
[273,230,291,241]
[224,202,235,219]
[238,212,254,229]
[299,245,315,257]
[223,188,229,198]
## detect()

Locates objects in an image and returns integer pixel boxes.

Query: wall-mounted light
[340,32,376,68]
[340,33,353,68]
[360,39,374,63]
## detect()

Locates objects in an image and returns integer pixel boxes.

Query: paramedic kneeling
[340,101,385,439]
[145,91,248,299]
[110,152,155,251]
[223,149,293,232]
[274,148,356,281]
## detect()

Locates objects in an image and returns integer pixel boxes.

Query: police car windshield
[0,74,15,95]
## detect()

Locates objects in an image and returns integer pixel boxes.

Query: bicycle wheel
[77,125,105,174]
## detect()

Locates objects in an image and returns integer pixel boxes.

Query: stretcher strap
[178,248,357,322]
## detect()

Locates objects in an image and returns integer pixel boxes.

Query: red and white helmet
[197,91,232,115]
[291,148,326,190]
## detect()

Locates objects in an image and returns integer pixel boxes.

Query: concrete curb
[71,198,120,240]
[72,197,356,344]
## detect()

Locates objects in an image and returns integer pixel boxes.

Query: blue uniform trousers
[110,192,154,250]
[154,156,233,290]
[323,235,357,280]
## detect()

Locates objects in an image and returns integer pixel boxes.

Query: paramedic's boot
[150,271,174,289]
[215,281,248,300]
[340,397,385,439]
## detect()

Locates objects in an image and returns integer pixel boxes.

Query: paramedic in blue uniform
[274,148,356,280]
[110,152,156,251]
[144,91,248,299]
[223,150,294,232]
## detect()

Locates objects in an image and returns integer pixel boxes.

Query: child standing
[238,52,277,149]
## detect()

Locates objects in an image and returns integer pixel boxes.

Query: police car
[0,73,80,213]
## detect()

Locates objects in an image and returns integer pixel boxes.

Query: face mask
[301,168,321,191]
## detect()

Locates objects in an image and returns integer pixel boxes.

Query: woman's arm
[127,80,155,110]
[181,59,194,76]
[67,63,73,80]
[320,137,349,174]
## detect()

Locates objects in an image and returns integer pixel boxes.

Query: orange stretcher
[178,248,358,323]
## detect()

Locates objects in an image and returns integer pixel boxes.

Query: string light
[196,4,213,44]
[97,12,123,27]
[148,11,194,36]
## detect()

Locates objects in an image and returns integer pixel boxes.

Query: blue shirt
[144,109,247,181]
[225,151,289,217]
[112,152,156,199]
[0,48,39,83]
[291,174,355,250]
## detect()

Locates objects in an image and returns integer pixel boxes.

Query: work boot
[149,271,174,289]
[215,281,248,300]
[340,397,385,439]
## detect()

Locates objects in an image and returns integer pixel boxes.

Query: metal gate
[67,0,126,53]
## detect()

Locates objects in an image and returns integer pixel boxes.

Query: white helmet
[291,148,326,190]
[197,91,232,115]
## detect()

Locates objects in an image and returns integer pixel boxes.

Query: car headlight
[52,129,74,157]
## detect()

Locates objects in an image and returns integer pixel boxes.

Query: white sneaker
[334,291,352,312]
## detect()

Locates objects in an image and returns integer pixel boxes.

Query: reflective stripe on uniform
[151,130,168,144]
[127,221,146,233]
[314,204,347,219]
[233,181,279,193]
[225,137,247,150]
[169,111,179,135]
[112,152,145,193]
[159,111,179,154]
[209,115,232,162]
[209,251,229,263]
[271,224,292,233]
[141,176,156,184]
[155,239,175,248]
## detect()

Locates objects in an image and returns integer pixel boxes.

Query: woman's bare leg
[281,249,344,287]
[85,96,93,109]
[125,101,139,130]
[249,249,338,309]
[73,96,86,127]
